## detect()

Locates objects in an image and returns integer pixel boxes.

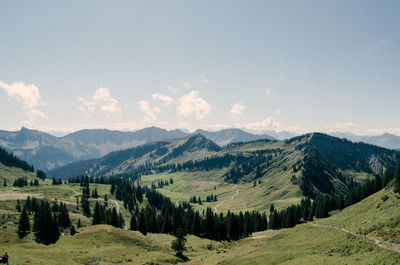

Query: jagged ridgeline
[48,133,399,199]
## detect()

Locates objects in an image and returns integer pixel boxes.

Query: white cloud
[78,87,121,114]
[275,109,281,114]
[200,75,209,83]
[241,117,280,131]
[265,89,271,95]
[183,82,192,89]
[151,93,173,106]
[138,100,159,122]
[0,80,48,123]
[177,90,211,120]
[326,122,355,131]
[229,102,246,120]
[166,85,180,94]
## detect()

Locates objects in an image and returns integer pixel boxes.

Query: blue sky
[0,1,399,135]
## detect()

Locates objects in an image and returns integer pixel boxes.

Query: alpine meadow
[1,1,400,265]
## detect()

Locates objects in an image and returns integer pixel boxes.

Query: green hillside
[1,180,399,265]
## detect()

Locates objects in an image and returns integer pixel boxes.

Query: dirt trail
[175,196,182,207]
[311,222,400,253]
[63,187,80,198]
[214,185,239,213]
[109,199,120,213]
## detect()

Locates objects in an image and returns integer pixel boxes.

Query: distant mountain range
[1,126,399,172]
[328,132,400,150]
[0,127,275,171]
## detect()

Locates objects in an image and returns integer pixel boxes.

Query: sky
[0,0,399,136]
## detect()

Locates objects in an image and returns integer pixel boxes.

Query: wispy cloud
[177,90,211,120]
[229,102,246,120]
[151,92,173,106]
[78,87,121,114]
[0,80,48,124]
[326,122,355,131]
[166,85,180,94]
[200,75,208,83]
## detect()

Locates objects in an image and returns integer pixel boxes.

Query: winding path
[311,222,400,253]
[214,185,239,213]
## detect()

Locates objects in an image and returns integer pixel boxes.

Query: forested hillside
[49,133,399,201]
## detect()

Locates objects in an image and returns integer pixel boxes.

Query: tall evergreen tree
[171,228,187,258]
[129,214,137,230]
[18,206,30,238]
[394,158,400,193]
[138,209,147,235]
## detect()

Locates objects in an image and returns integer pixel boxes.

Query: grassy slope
[317,186,400,244]
[0,162,38,184]
[1,187,399,265]
[195,187,400,265]
[0,225,222,265]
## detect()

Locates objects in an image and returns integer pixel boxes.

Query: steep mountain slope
[48,134,221,178]
[194,128,275,146]
[330,132,400,150]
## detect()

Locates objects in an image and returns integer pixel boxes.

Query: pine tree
[129,214,137,230]
[77,219,82,228]
[70,225,76,236]
[394,158,400,193]
[110,208,120,228]
[16,199,21,212]
[3,179,6,187]
[92,201,104,225]
[33,201,60,244]
[58,202,71,229]
[171,228,187,258]
[18,206,30,238]
[138,209,147,235]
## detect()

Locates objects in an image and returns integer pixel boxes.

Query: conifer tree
[130,214,137,230]
[394,158,400,193]
[70,225,76,236]
[16,199,21,212]
[18,206,30,238]
[138,209,147,235]
[171,228,187,258]
[110,208,120,228]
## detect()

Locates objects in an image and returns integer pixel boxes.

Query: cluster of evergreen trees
[108,177,267,241]
[0,147,34,172]
[36,169,46,180]
[151,178,173,189]
[13,177,29,187]
[189,194,217,204]
[52,177,63,185]
[18,198,72,244]
[92,201,124,228]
